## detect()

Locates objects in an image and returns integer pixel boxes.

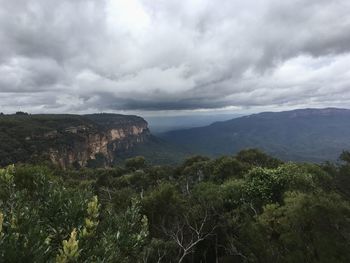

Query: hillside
[0,113,150,168]
[161,108,350,162]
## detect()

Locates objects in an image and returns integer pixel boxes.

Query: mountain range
[159,108,350,162]
[1,108,350,168]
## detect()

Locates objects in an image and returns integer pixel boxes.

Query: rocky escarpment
[49,120,149,168]
[0,113,150,168]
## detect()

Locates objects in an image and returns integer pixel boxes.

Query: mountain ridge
[160,107,350,162]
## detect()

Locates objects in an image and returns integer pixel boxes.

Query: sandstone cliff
[0,113,150,168]
[49,121,149,168]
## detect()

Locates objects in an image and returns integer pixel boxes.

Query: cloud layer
[0,0,350,114]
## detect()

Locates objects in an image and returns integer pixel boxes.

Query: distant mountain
[2,108,350,167]
[161,108,350,162]
[145,114,242,133]
[0,113,150,168]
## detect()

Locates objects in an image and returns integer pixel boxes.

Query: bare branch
[162,209,217,263]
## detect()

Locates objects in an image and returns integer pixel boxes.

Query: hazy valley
[2,108,349,169]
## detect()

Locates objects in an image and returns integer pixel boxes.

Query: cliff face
[0,113,150,168]
[49,122,150,168]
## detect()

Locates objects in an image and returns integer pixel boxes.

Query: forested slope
[162,108,350,162]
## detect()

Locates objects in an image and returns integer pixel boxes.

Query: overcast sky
[0,0,350,116]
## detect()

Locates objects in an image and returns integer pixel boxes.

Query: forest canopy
[0,149,350,263]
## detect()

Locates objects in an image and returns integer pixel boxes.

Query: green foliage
[125,156,147,171]
[236,148,283,168]
[211,156,248,182]
[86,199,149,262]
[250,192,350,262]
[192,182,224,210]
[81,196,100,238]
[86,153,107,169]
[56,228,80,263]
[333,150,350,198]
[0,150,350,262]
[0,165,149,263]
[240,163,330,209]
[340,150,350,163]
[181,155,210,169]
[142,183,185,232]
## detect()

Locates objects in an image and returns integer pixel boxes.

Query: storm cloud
[0,0,350,114]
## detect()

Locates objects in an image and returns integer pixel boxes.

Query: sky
[0,0,350,117]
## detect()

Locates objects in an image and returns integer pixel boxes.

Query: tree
[251,191,350,262]
[88,199,149,262]
[142,183,185,234]
[236,148,282,168]
[162,210,217,263]
[125,156,147,171]
[210,156,247,182]
[340,150,350,164]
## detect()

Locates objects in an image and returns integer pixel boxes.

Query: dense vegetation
[1,149,350,262]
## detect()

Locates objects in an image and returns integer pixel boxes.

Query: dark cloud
[0,0,349,114]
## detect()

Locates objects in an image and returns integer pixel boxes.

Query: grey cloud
[0,0,350,114]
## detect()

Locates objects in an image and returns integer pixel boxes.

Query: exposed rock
[0,113,150,168]
[50,123,150,167]
[48,118,150,168]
